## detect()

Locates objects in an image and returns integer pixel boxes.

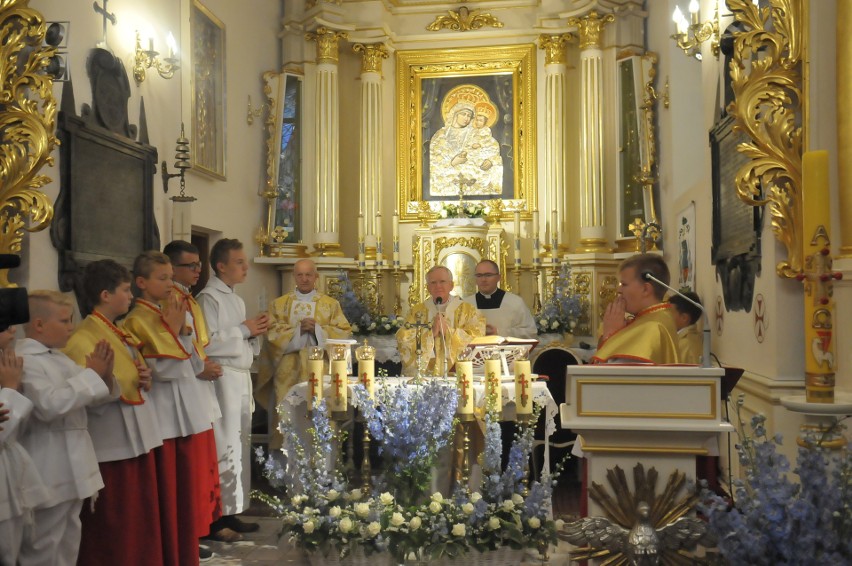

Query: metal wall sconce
[671,1,720,60]
[246,95,269,125]
[133,30,179,85]
[44,21,71,81]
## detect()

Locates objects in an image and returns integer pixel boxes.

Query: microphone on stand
[641,271,712,368]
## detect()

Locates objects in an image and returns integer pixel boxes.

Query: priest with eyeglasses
[462,259,537,339]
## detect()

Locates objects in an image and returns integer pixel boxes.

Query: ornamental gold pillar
[568,11,614,253]
[306,27,348,257]
[353,42,389,260]
[538,34,571,259]
[837,1,852,257]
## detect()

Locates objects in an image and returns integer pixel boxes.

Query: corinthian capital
[352,43,389,74]
[567,11,615,50]
[538,34,573,65]
[305,26,349,64]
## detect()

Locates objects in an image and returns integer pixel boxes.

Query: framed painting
[189,0,226,179]
[396,44,537,220]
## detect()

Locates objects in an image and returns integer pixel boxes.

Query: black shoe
[199,545,213,562]
[223,514,261,533]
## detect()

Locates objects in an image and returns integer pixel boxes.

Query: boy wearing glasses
[463,259,536,339]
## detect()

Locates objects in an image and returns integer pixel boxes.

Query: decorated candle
[307,346,325,411]
[455,360,474,415]
[514,359,532,416]
[551,210,559,252]
[330,345,349,412]
[514,210,522,267]
[484,354,502,413]
[392,211,400,266]
[355,340,376,399]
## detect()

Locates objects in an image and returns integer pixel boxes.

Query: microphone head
[641,271,653,282]
[434,296,443,305]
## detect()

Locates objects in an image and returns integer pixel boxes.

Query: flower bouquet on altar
[441,200,488,219]
[253,379,563,564]
[335,270,400,336]
[536,263,581,335]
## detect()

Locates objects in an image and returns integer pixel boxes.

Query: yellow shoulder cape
[124,299,192,360]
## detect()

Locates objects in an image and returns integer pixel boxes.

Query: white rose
[355,502,370,517]
[488,516,501,530]
[366,521,381,537]
[302,507,315,515]
[502,500,515,512]
[429,501,442,513]
[326,489,340,502]
[379,492,394,506]
[390,512,405,527]
[538,318,547,326]
[291,495,305,506]
[550,320,559,329]
[352,324,360,333]
[328,506,341,518]
[440,209,448,218]
[452,524,466,537]
[528,517,541,529]
[339,517,353,533]
[303,520,315,534]
[461,503,474,515]
[431,492,444,503]
[368,322,376,330]
[384,324,391,330]
[350,489,363,501]
[409,516,422,530]
[512,493,524,505]
[555,519,565,530]
[470,492,482,503]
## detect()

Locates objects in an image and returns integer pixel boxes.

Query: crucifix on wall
[93,0,117,50]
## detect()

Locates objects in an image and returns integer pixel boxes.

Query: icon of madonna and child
[426,83,510,198]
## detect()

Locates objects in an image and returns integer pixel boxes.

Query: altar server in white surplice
[463,259,537,339]
[198,239,269,535]
[18,291,116,566]
[0,326,49,566]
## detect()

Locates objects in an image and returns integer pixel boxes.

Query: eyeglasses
[176,262,202,270]
[474,273,498,278]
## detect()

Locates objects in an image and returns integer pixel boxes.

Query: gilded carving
[598,275,618,320]
[728,0,802,278]
[574,272,592,337]
[426,6,504,33]
[352,43,389,74]
[538,34,573,65]
[567,11,615,50]
[305,26,348,65]
[0,0,58,286]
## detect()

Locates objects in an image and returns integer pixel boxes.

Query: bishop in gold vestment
[396,266,485,377]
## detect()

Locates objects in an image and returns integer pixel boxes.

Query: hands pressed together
[86,339,115,389]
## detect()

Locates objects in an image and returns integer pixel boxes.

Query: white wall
[23,0,281,314]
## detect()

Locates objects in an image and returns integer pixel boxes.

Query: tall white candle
[392,211,400,266]
[455,360,474,415]
[532,210,540,263]
[375,212,383,266]
[330,359,348,412]
[514,360,532,416]
[359,358,375,399]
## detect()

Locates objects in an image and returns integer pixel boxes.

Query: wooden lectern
[560,365,734,516]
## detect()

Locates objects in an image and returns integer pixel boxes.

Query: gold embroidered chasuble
[677,324,703,365]
[123,299,193,360]
[396,297,485,377]
[64,312,148,405]
[254,292,351,415]
[591,303,680,364]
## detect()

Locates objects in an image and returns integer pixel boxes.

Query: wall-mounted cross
[93,0,117,49]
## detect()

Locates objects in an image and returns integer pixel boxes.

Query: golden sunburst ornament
[560,464,714,565]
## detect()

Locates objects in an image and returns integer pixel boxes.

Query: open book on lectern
[463,335,539,376]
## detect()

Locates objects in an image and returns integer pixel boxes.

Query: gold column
[353,43,389,259]
[568,11,614,253]
[539,34,572,258]
[837,1,852,257]
[306,27,348,257]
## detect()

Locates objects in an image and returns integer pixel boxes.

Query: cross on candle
[518,372,529,407]
[308,371,319,399]
[334,372,344,398]
[458,373,470,406]
[360,371,369,388]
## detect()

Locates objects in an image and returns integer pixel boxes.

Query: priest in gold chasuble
[397,266,485,377]
[255,260,351,444]
[591,254,680,365]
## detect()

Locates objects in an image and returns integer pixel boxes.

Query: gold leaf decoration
[0,0,58,286]
[426,6,504,33]
[728,0,803,278]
